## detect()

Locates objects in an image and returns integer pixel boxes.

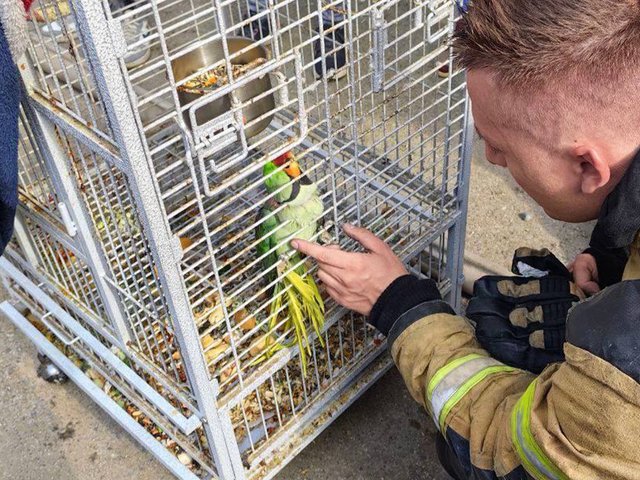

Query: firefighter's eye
[486,142,501,154]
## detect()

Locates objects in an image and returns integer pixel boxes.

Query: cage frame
[1,0,474,478]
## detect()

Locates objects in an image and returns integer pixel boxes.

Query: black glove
[466,248,585,374]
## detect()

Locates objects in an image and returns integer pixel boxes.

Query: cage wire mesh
[1,0,472,478]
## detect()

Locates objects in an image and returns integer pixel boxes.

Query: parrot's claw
[318,221,337,245]
[276,258,288,277]
[318,230,335,245]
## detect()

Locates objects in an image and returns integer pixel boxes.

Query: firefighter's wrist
[368,274,442,336]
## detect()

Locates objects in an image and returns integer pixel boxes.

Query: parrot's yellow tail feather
[252,268,325,375]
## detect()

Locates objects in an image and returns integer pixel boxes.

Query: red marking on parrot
[273,151,294,167]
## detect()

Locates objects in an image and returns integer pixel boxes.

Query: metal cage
[0,0,473,478]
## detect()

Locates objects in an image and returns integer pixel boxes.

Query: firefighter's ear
[573,144,611,195]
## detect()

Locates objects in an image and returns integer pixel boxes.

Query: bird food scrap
[178,57,268,95]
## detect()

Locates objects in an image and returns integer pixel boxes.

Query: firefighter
[293,0,640,478]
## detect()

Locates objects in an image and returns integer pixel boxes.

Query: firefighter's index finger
[291,239,351,268]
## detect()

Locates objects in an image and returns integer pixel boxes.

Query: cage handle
[184,55,302,194]
[189,94,249,178]
[187,56,294,176]
[176,114,244,198]
[39,311,80,347]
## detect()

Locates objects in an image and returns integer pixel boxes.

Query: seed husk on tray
[177,58,268,95]
[230,314,377,451]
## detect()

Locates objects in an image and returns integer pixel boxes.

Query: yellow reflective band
[427,354,485,399]
[511,380,568,480]
[438,364,517,432]
[426,354,517,431]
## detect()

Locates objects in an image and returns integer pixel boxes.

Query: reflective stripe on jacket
[390,195,640,480]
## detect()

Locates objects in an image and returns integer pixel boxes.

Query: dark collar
[286,174,312,203]
[590,149,640,249]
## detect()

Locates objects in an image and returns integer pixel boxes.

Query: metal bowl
[172,37,275,138]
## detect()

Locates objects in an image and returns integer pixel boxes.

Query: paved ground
[0,141,592,480]
[0,319,173,480]
[0,320,447,480]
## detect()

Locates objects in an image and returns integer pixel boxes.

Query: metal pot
[171,37,275,138]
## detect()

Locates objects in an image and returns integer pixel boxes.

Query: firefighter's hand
[568,253,601,295]
[292,224,408,316]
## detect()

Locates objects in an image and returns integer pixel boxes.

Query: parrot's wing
[256,207,279,272]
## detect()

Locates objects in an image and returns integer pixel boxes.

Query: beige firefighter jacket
[389,233,640,479]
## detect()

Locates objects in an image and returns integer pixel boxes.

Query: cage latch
[193,109,249,172]
[424,0,451,44]
[58,202,77,237]
[370,8,387,93]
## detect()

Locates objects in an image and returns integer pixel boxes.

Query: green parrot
[255,151,325,372]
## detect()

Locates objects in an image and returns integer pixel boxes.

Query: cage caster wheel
[37,353,68,384]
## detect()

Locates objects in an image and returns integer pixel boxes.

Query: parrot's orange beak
[274,152,301,178]
[284,160,301,178]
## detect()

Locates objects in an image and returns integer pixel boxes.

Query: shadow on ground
[279,367,449,480]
